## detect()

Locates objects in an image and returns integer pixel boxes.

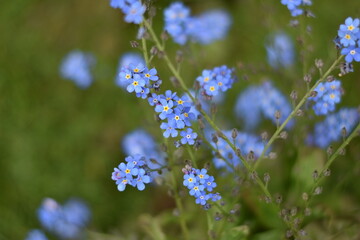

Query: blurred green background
[1,0,360,239]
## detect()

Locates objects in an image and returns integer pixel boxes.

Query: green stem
[253,55,344,170]
[141,23,149,66]
[305,122,360,209]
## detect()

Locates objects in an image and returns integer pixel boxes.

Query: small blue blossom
[136,87,150,99]
[195,168,209,184]
[205,176,217,191]
[110,0,145,24]
[148,93,162,106]
[126,74,146,93]
[168,109,186,129]
[155,99,174,120]
[183,173,197,189]
[163,90,178,101]
[189,184,205,197]
[143,68,159,81]
[160,122,178,138]
[25,230,48,240]
[195,193,210,205]
[180,128,198,145]
[60,50,95,89]
[341,46,360,63]
[134,168,151,191]
[115,52,144,88]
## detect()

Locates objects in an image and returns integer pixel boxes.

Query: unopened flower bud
[326,75,335,82]
[161,31,169,41]
[304,74,312,83]
[314,186,322,195]
[310,91,318,98]
[130,40,139,48]
[302,192,309,201]
[280,131,288,139]
[176,50,183,63]
[170,76,180,88]
[290,90,298,101]
[323,169,331,177]
[211,133,218,144]
[275,110,281,120]
[264,173,270,183]
[231,128,238,139]
[327,145,333,155]
[247,151,255,161]
[150,46,159,56]
[315,59,324,69]
[312,170,319,180]
[261,132,268,141]
[342,127,347,138]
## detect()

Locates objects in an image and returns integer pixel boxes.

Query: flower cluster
[60,50,96,89]
[210,131,265,170]
[112,155,152,191]
[336,17,360,63]
[36,198,91,239]
[235,81,293,130]
[164,2,231,45]
[308,80,342,115]
[281,0,312,17]
[182,166,221,206]
[115,52,145,88]
[266,32,295,69]
[119,63,198,146]
[307,108,359,148]
[196,65,236,97]
[110,0,145,24]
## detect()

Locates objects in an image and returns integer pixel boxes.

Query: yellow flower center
[177,100,184,105]
[125,169,131,174]
[188,178,193,182]
[145,73,150,78]
[134,68,140,72]
[209,86,215,91]
[345,34,351,40]
[184,113,188,117]
[164,106,169,111]
[125,74,131,79]
[194,186,199,191]
[133,81,138,86]
[166,97,171,101]
[175,116,180,120]
[204,77,209,82]
[218,82,223,86]
[330,94,335,99]
[199,174,204,179]
[348,25,354,31]
[122,179,128,184]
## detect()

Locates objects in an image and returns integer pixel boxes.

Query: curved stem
[253,55,344,170]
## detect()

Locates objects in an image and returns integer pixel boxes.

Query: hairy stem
[254,55,344,170]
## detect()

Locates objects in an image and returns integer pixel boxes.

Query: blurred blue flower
[266,32,295,69]
[209,130,265,170]
[37,198,90,239]
[25,230,48,240]
[109,0,145,24]
[307,108,360,148]
[337,17,360,64]
[180,128,197,145]
[164,2,231,45]
[60,50,95,89]
[122,129,166,172]
[235,81,293,130]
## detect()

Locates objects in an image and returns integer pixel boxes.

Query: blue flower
[168,109,185,129]
[143,68,159,81]
[205,176,217,191]
[195,168,209,184]
[163,90,178,101]
[60,50,95,89]
[307,108,360,148]
[136,87,150,99]
[110,0,126,9]
[340,17,360,34]
[25,230,48,240]
[180,128,197,145]
[155,99,174,120]
[338,31,357,47]
[160,122,178,138]
[266,32,295,69]
[341,46,360,63]
[195,192,210,205]
[123,1,146,24]
[189,184,205,197]
[134,168,151,191]
[126,74,146,93]
[37,198,90,239]
[174,95,191,108]
[181,107,196,127]
[148,93,161,106]
[125,155,146,167]
[183,173,197,189]
[281,0,301,10]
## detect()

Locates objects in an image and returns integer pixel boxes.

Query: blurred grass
[1,0,360,239]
